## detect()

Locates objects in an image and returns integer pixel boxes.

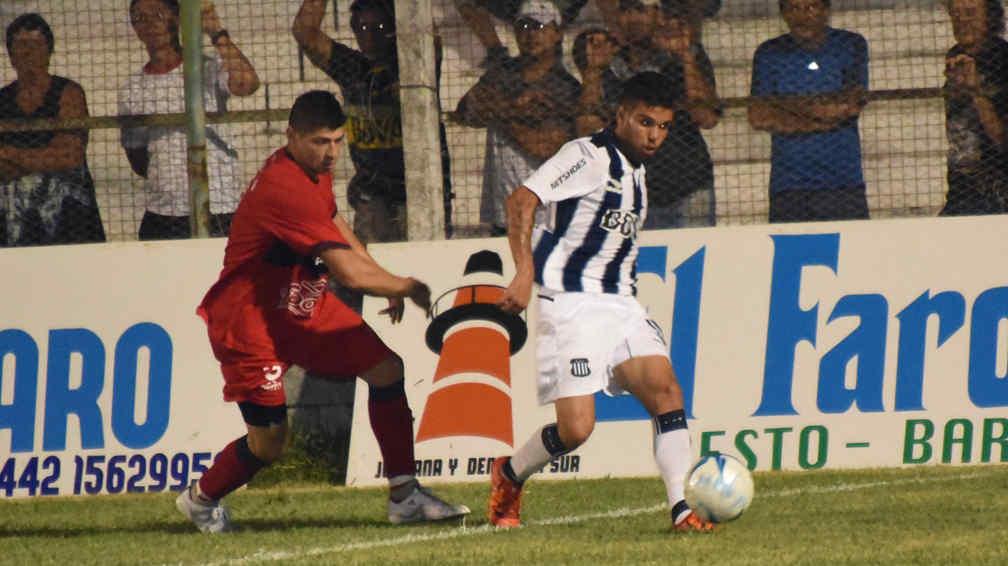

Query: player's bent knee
[361,352,404,388]
[556,419,593,450]
[238,402,288,464]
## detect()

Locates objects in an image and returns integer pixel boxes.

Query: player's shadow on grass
[0,516,412,539]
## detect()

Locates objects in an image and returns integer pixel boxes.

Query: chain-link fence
[0,0,1001,246]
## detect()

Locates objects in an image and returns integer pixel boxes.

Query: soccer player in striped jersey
[490,71,714,533]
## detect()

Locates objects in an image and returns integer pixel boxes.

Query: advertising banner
[0,240,244,499]
[347,216,1008,486]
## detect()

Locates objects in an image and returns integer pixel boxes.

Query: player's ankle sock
[501,459,522,486]
[197,435,268,501]
[367,380,415,480]
[671,499,691,525]
[509,423,571,483]
[388,475,419,503]
[653,410,691,508]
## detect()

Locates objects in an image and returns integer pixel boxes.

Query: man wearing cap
[454,0,581,235]
[455,0,588,68]
[176,90,470,533]
[575,0,722,229]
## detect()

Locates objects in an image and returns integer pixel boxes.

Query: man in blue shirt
[747,0,870,222]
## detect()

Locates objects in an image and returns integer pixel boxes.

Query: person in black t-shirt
[293,0,453,242]
[0,13,104,246]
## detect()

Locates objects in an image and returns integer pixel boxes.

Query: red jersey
[198,148,352,351]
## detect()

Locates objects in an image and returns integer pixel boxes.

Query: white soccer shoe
[388,485,471,524]
[175,485,235,533]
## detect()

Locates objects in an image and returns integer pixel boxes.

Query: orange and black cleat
[488,457,523,528]
[674,510,716,533]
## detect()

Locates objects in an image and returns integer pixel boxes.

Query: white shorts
[535,291,669,404]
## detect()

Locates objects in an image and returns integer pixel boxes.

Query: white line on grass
[193,470,996,566]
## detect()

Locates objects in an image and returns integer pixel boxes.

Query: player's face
[614,101,676,162]
[130,0,178,50]
[351,8,396,60]
[287,127,346,175]
[781,0,829,46]
[949,0,989,51]
[7,30,51,76]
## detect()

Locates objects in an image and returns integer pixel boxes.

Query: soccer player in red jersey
[176,90,470,533]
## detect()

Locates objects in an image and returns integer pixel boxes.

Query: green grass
[2,465,1006,565]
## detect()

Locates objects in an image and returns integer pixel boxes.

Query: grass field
[3,464,1006,565]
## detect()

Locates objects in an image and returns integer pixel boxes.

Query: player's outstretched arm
[497,186,540,314]
[319,246,431,313]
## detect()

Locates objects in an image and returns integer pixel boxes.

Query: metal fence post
[395,0,445,242]
[181,0,211,238]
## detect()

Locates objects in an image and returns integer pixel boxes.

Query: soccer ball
[684,452,754,523]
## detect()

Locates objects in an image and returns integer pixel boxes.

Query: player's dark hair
[289,90,347,132]
[618,71,678,111]
[6,13,55,55]
[779,0,830,11]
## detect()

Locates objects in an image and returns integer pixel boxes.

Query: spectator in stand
[575,0,722,228]
[457,0,721,70]
[941,0,1008,215]
[455,0,589,68]
[293,0,454,243]
[747,0,869,223]
[119,0,260,241]
[0,13,105,246]
[454,0,581,236]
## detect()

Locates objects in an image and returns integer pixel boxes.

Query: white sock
[655,428,691,517]
[509,425,559,482]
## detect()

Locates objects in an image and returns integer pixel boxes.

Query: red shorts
[209,299,392,406]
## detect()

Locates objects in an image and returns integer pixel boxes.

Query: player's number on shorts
[263,364,282,381]
[646,319,666,346]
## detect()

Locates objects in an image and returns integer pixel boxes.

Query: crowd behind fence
[0,0,1003,246]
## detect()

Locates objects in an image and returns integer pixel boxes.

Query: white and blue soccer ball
[684,452,754,523]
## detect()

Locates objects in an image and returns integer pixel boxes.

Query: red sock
[368,382,415,479]
[198,436,266,500]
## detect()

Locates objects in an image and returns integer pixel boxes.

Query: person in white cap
[454,0,581,236]
[454,0,589,68]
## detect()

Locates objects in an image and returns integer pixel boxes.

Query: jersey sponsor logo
[550,158,588,190]
[599,209,640,240]
[284,278,328,318]
[570,358,591,377]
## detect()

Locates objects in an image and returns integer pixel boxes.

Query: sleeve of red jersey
[253,173,349,257]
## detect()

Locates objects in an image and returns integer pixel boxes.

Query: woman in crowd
[119,0,259,240]
[0,13,105,246]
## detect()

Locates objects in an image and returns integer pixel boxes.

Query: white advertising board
[0,240,245,499]
[347,216,1008,486]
